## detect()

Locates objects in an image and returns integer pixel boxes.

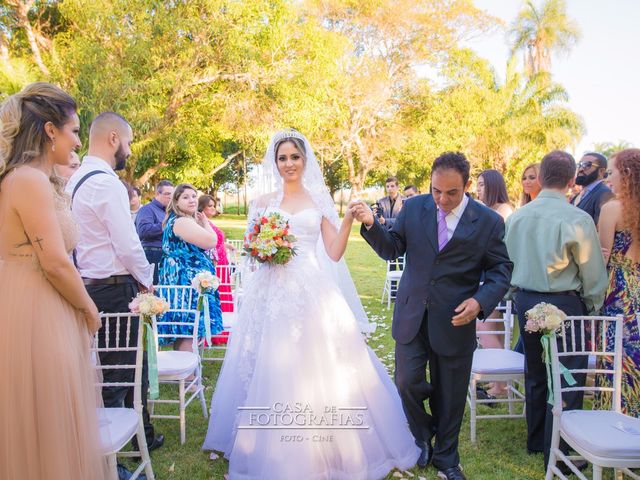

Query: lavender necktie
[437,209,449,251]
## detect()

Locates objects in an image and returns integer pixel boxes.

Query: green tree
[394,49,583,200]
[305,0,494,193]
[591,140,634,158]
[508,0,580,76]
[48,0,345,190]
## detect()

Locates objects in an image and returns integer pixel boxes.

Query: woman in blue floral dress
[596,149,640,417]
[158,183,223,351]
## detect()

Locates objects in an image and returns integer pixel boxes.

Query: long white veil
[245,129,375,334]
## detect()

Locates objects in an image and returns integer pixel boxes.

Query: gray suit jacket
[378,195,405,228]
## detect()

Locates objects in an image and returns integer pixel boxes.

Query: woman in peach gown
[0,83,107,479]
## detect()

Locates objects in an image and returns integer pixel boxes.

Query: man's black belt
[143,246,163,252]
[515,288,578,297]
[82,274,136,286]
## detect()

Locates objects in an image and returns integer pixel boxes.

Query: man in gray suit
[375,176,405,229]
[351,152,512,480]
[571,152,614,226]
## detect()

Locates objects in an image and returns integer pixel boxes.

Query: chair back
[476,300,515,348]
[215,264,238,312]
[550,315,623,412]
[93,313,144,410]
[386,254,405,273]
[154,285,202,352]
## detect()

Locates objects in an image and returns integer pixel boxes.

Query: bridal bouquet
[524,302,575,404]
[191,270,220,310]
[244,212,297,265]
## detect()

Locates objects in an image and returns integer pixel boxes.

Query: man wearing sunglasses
[571,152,614,226]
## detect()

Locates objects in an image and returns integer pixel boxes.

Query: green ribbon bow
[143,318,159,400]
[541,333,576,405]
[197,292,212,346]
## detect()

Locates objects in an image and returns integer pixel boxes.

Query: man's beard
[114,144,128,171]
[575,169,600,186]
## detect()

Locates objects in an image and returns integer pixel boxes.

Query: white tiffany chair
[150,285,208,444]
[202,264,238,362]
[546,314,640,480]
[467,300,526,444]
[381,255,405,309]
[94,312,155,480]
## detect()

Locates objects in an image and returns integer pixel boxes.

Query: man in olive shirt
[505,150,607,468]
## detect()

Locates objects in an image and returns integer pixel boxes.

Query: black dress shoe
[476,386,497,408]
[437,465,466,480]
[415,439,433,468]
[148,434,164,451]
[132,434,164,455]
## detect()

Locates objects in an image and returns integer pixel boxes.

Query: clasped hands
[348,200,375,226]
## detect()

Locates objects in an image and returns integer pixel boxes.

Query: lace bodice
[55,192,79,254]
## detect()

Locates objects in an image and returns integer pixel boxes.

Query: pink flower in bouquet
[128,296,141,313]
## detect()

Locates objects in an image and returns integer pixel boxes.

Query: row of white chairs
[463,303,640,478]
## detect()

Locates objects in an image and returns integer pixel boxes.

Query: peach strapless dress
[0,177,107,480]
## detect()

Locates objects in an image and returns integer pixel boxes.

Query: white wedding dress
[203,203,420,479]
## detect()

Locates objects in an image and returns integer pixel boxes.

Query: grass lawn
[137,215,608,480]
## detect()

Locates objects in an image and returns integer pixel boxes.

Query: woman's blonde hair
[163,183,198,227]
[0,82,77,194]
[519,162,541,207]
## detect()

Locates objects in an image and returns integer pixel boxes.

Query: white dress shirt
[437,193,469,242]
[65,156,153,287]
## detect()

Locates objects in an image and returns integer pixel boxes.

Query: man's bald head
[89,112,130,139]
[87,112,133,170]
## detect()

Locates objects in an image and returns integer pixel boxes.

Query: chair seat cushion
[472,349,524,374]
[386,271,403,280]
[157,350,199,378]
[561,410,640,459]
[98,407,138,454]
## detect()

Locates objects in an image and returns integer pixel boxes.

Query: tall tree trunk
[10,0,50,75]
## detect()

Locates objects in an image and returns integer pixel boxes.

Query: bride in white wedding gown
[202,130,420,479]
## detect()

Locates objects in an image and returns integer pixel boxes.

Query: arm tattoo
[14,236,45,251]
[33,237,44,251]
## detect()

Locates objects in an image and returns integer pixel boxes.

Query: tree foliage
[508,0,580,76]
[0,0,584,201]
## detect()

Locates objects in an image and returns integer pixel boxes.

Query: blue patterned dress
[594,231,640,417]
[157,213,223,344]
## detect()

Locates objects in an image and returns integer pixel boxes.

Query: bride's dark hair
[274,135,307,165]
[0,82,77,193]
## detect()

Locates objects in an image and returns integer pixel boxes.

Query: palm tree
[508,0,580,76]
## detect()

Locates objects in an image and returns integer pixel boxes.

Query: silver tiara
[272,129,305,144]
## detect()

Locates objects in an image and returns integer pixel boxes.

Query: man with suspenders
[66,112,163,458]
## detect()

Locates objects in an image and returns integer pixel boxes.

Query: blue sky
[469,0,639,155]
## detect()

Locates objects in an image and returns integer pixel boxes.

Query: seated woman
[158,184,223,352]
